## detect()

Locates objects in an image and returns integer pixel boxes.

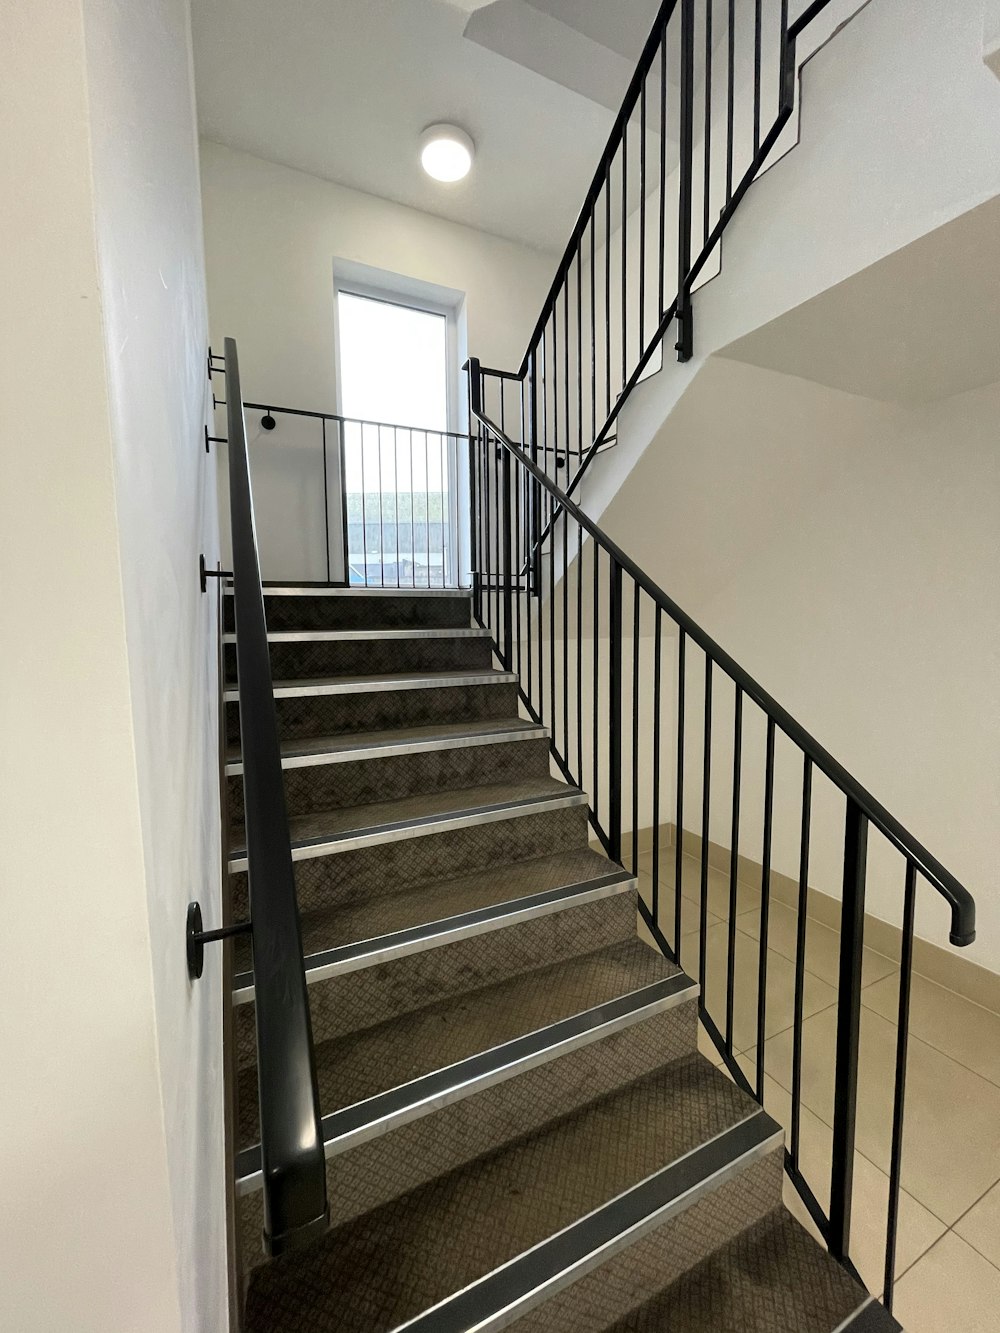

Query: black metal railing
[473,0,840,512]
[221,340,329,1254]
[230,400,469,588]
[467,373,976,1313]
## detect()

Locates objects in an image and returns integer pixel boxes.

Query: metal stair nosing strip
[223,670,517,703]
[227,787,589,872]
[224,721,548,777]
[387,1110,782,1333]
[232,870,638,1003]
[832,1298,904,1332]
[223,628,491,644]
[224,585,473,599]
[235,969,699,1195]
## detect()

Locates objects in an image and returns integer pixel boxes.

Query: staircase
[225,583,889,1331]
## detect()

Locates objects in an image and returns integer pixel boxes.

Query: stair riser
[233,888,638,1071]
[237,1001,698,1273]
[227,737,552,827]
[224,633,493,684]
[512,1148,785,1331]
[230,802,590,919]
[225,680,518,745]
[225,592,472,632]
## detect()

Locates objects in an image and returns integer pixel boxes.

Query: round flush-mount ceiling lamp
[420,123,475,183]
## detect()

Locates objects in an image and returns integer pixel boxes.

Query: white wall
[0,3,224,1330]
[83,0,227,1327]
[199,141,557,580]
[599,358,1000,972]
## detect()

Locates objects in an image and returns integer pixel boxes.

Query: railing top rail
[242,399,472,440]
[224,339,330,1254]
[467,371,976,948]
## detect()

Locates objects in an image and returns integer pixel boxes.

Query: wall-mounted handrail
[222,337,329,1254]
[467,364,976,948]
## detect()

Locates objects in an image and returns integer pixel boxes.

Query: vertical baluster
[631,582,641,874]
[884,862,916,1313]
[605,180,612,418]
[608,560,623,863]
[339,420,349,587]
[592,542,601,825]
[756,716,775,1101]
[514,420,522,676]
[676,0,695,362]
[576,513,583,784]
[376,424,384,587]
[590,211,597,450]
[408,428,415,589]
[425,429,431,590]
[829,799,869,1262]
[725,685,742,1055]
[548,493,556,747]
[726,0,735,204]
[674,628,686,954]
[703,0,713,249]
[562,480,569,754]
[564,263,570,467]
[553,297,560,473]
[576,250,583,464]
[360,422,368,586]
[321,418,331,583]
[639,74,647,354]
[791,754,813,1167]
[753,0,762,153]
[658,34,667,318]
[651,608,663,932]
[501,445,513,672]
[699,657,713,995]
[393,427,400,589]
[621,121,628,393]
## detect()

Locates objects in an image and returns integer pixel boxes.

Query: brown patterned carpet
[233,587,877,1331]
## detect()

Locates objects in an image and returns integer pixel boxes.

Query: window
[336,292,454,587]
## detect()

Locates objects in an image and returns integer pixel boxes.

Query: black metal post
[675,0,695,362]
[608,560,624,862]
[829,799,869,1262]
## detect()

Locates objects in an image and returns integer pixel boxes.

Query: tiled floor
[637,848,1000,1331]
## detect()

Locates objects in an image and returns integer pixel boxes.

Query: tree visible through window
[337,292,451,587]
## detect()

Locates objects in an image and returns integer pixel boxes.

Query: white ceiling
[191,0,659,252]
[719,195,1000,403]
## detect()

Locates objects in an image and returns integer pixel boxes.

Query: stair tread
[291,846,621,959]
[225,716,541,766]
[242,1054,760,1333]
[271,667,512,691]
[237,935,678,1147]
[607,1207,868,1332]
[229,777,582,859]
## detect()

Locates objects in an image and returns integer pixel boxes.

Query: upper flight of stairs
[224,585,894,1332]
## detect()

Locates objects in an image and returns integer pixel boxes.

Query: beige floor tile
[863,971,1000,1089]
[678,922,837,1053]
[736,1055,945,1298]
[739,898,897,992]
[638,849,762,922]
[764,1005,1000,1224]
[636,871,722,941]
[956,1181,1000,1270]
[893,1231,1000,1333]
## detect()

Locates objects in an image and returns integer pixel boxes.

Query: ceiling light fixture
[420,123,475,183]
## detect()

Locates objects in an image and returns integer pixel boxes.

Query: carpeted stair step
[225,668,518,745]
[235,941,695,1269]
[226,730,552,828]
[233,845,625,969]
[223,626,494,684]
[223,584,473,633]
[602,1208,880,1333]
[229,776,585,874]
[232,877,645,1072]
[230,799,592,919]
[241,1057,782,1331]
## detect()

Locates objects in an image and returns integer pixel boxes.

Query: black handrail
[467,365,976,948]
[222,337,329,1254]
[475,0,843,530]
